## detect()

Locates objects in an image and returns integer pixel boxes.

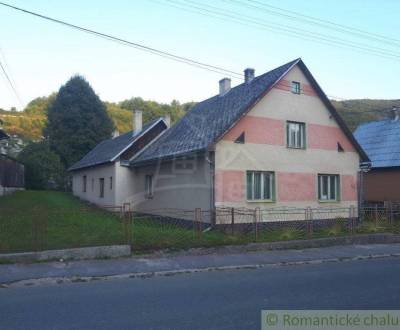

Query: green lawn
[0,191,399,254]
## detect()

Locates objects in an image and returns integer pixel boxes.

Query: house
[354,109,400,203]
[70,58,368,224]
[68,115,169,206]
[0,123,25,196]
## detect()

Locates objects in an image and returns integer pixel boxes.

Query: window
[145,174,153,198]
[82,175,87,193]
[91,178,94,191]
[291,81,301,94]
[318,174,340,201]
[99,178,105,198]
[110,176,113,190]
[246,171,275,201]
[287,121,306,149]
[174,156,196,173]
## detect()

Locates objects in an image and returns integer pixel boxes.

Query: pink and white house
[72,58,368,224]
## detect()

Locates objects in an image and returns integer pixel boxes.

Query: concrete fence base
[0,245,131,263]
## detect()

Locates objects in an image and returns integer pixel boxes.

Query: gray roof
[69,118,164,171]
[132,58,367,165]
[132,59,300,165]
[354,119,400,168]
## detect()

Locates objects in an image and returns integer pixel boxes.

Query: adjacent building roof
[132,58,368,166]
[0,129,9,141]
[354,119,400,168]
[68,117,164,171]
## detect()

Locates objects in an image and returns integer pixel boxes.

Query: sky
[0,0,399,110]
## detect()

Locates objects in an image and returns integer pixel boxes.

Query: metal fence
[1,203,399,254]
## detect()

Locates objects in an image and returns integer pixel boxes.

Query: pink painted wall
[308,124,355,152]
[215,170,245,202]
[222,115,284,145]
[342,174,358,201]
[277,172,316,201]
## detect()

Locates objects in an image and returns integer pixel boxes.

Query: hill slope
[0,96,398,154]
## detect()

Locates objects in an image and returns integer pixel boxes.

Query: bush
[18,141,65,190]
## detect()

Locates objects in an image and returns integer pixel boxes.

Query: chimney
[134,110,143,135]
[244,68,255,84]
[164,114,171,128]
[219,78,231,96]
[112,130,120,138]
[391,106,400,121]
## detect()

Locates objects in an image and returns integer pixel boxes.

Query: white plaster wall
[129,155,213,222]
[72,163,117,206]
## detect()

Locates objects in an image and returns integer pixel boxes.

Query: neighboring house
[68,115,169,206]
[0,124,25,196]
[71,58,368,224]
[354,110,400,203]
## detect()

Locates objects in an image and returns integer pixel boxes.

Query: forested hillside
[332,99,400,131]
[0,96,195,141]
[0,95,398,145]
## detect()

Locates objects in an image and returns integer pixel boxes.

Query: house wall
[363,169,400,202]
[71,163,117,206]
[214,65,360,222]
[129,154,213,222]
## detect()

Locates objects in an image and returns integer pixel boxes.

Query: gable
[69,118,166,171]
[220,63,367,158]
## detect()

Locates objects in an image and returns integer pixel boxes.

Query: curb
[2,252,400,289]
[0,245,131,263]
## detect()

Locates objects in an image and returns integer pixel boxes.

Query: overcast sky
[1,0,399,110]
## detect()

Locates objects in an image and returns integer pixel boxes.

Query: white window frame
[246,171,275,201]
[318,174,340,201]
[287,121,306,149]
[291,81,301,94]
[145,174,154,199]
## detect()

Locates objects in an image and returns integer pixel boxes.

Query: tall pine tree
[46,76,114,168]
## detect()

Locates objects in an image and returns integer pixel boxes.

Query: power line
[0,52,22,107]
[158,0,400,61]
[0,1,395,114]
[240,0,400,47]
[0,1,243,80]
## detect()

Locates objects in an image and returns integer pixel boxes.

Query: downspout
[206,150,216,226]
[359,161,371,222]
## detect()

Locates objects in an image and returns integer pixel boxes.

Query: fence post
[254,207,260,242]
[122,203,131,245]
[231,207,235,235]
[349,205,356,235]
[306,207,313,240]
[375,204,378,226]
[195,208,202,239]
[390,201,394,225]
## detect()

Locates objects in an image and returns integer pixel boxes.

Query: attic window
[234,132,245,144]
[337,142,344,152]
[291,81,301,94]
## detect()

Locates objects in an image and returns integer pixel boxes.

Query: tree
[18,141,65,190]
[45,76,114,168]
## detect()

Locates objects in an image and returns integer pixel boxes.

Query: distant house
[354,110,400,203]
[70,58,367,223]
[0,123,25,196]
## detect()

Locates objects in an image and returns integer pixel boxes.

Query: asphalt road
[1,257,400,330]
